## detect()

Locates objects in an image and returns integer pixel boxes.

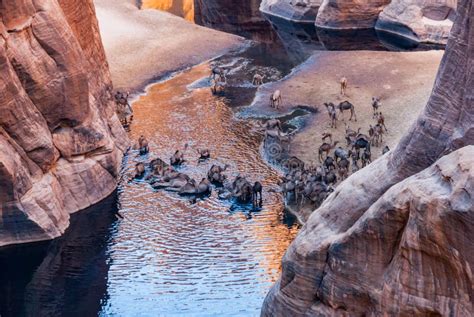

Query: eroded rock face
[195,0,272,38]
[262,0,473,315]
[0,0,128,247]
[376,0,457,44]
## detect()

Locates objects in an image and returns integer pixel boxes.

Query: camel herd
[131,137,264,208]
[262,77,391,210]
[115,70,391,215]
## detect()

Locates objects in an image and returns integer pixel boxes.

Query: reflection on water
[0,43,300,317]
[141,0,195,22]
[0,194,118,317]
[101,62,298,315]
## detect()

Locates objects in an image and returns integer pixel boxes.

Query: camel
[352,137,371,153]
[340,77,347,96]
[170,144,188,166]
[149,158,168,176]
[337,166,348,181]
[337,101,357,121]
[324,156,336,171]
[196,148,211,160]
[344,125,360,146]
[234,181,253,203]
[134,162,145,178]
[324,170,337,186]
[334,147,349,162]
[211,76,226,94]
[371,97,381,117]
[270,90,282,109]
[318,141,339,162]
[361,148,372,167]
[210,66,225,80]
[252,181,263,208]
[322,132,332,144]
[138,135,149,155]
[376,112,388,132]
[207,164,229,186]
[178,178,211,196]
[324,103,338,128]
[265,118,282,131]
[373,124,384,146]
[152,172,190,189]
[252,73,264,86]
[349,149,360,169]
[286,156,305,172]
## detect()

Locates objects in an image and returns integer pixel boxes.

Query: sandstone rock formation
[195,0,273,38]
[315,0,390,29]
[0,0,128,247]
[262,0,473,315]
[377,0,457,44]
[260,0,457,45]
[260,0,322,23]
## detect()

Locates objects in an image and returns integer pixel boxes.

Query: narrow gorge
[0,0,472,316]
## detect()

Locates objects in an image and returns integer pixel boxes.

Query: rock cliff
[261,0,473,315]
[260,0,457,45]
[0,0,128,247]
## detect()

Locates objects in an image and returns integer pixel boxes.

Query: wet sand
[250,50,443,163]
[94,0,244,91]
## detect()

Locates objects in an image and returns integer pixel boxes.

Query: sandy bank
[94,0,244,91]
[250,50,443,165]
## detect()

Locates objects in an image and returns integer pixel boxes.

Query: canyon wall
[194,0,273,40]
[262,0,473,315]
[0,0,128,247]
[261,0,457,45]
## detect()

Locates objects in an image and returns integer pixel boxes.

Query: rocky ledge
[261,0,473,314]
[0,0,128,247]
[260,0,457,45]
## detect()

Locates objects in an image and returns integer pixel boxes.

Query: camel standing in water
[138,135,149,155]
[252,73,264,86]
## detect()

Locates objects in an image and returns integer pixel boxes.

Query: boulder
[376,0,457,44]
